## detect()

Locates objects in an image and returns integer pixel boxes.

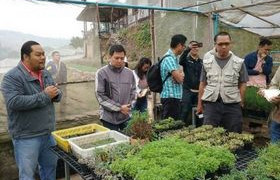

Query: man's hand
[171,70,184,84]
[260,53,266,60]
[197,82,206,114]
[188,43,193,49]
[271,96,280,104]
[120,104,131,115]
[257,88,265,97]
[44,85,59,99]
[196,102,203,114]
[240,101,245,108]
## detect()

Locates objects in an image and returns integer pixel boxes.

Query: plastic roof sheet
[40,0,280,36]
[97,0,280,37]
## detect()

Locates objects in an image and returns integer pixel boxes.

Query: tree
[70,36,83,49]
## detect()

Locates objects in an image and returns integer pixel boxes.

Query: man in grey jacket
[1,41,62,180]
[95,45,136,131]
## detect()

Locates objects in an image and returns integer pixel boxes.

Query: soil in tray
[79,138,116,149]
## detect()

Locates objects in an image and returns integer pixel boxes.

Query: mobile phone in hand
[197,42,203,47]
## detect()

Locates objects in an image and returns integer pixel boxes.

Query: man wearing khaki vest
[197,32,249,133]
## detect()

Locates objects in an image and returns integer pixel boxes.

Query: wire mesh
[235,149,258,171]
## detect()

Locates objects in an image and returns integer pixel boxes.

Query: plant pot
[244,142,253,150]
[243,109,269,120]
[130,137,149,145]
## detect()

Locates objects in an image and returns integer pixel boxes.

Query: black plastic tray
[51,146,258,180]
[50,146,94,180]
[235,149,258,170]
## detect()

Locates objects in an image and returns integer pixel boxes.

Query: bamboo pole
[148,9,156,122]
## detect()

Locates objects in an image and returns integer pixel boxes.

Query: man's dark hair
[214,32,231,42]
[109,44,126,56]
[259,37,272,47]
[21,41,40,61]
[170,34,187,48]
[189,40,199,44]
[135,57,152,80]
[51,51,60,56]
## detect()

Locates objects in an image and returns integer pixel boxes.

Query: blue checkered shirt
[160,49,182,99]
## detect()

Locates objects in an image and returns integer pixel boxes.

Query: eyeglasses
[216,42,231,46]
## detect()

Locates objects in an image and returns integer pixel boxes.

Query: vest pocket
[202,88,214,100]
[207,73,219,83]
[225,89,240,101]
[224,72,234,83]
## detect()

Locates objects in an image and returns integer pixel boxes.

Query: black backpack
[147,55,171,93]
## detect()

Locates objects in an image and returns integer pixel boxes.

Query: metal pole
[213,13,219,36]
[64,162,70,180]
[205,0,280,14]
[95,4,103,65]
[231,4,280,28]
[181,0,222,9]
[38,0,201,14]
[82,0,87,58]
[149,9,156,121]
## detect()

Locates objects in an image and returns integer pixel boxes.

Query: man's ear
[23,54,29,61]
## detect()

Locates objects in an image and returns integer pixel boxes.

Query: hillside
[0,30,70,60]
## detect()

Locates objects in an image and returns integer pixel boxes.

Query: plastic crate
[68,130,130,159]
[52,124,109,153]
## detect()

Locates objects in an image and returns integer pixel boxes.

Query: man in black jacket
[179,41,203,125]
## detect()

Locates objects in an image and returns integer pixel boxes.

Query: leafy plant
[153,117,185,132]
[111,138,235,180]
[218,169,248,180]
[244,86,273,113]
[160,125,254,151]
[78,143,141,180]
[247,143,280,179]
[134,22,151,49]
[125,111,153,140]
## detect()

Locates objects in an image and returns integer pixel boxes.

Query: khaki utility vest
[202,54,244,103]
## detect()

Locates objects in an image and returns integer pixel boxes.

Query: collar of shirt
[188,55,202,63]
[21,61,44,90]
[108,63,124,73]
[166,49,178,60]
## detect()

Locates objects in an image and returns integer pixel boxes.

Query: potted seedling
[153,117,185,132]
[125,111,153,145]
[244,86,272,119]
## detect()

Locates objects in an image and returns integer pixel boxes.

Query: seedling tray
[69,130,130,159]
[50,146,94,180]
[52,123,109,153]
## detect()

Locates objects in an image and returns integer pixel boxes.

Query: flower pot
[243,109,269,120]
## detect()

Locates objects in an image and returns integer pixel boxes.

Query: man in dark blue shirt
[179,41,203,125]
